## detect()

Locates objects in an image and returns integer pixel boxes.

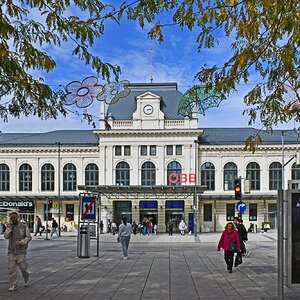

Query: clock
[143,104,154,115]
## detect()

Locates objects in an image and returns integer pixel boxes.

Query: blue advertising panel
[291,192,300,283]
[165,200,184,210]
[139,201,158,210]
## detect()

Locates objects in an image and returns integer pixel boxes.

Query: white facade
[0,83,299,233]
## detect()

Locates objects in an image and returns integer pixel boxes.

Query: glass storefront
[113,201,132,227]
[165,200,184,232]
[139,200,158,226]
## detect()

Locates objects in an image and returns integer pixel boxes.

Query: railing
[164,120,185,128]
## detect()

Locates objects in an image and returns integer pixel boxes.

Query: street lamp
[194,139,198,236]
[56,142,61,237]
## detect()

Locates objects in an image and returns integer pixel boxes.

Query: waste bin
[77,225,90,258]
[253,224,258,233]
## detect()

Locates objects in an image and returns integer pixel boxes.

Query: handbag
[227,233,238,252]
[234,252,243,267]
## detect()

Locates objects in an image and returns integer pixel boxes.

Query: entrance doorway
[165,200,185,232]
[165,212,183,232]
[139,200,158,228]
[113,201,132,227]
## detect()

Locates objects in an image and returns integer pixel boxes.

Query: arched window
[269,162,282,190]
[246,162,260,190]
[41,163,55,191]
[63,163,77,191]
[19,163,32,191]
[223,162,238,190]
[201,162,215,190]
[116,162,130,186]
[167,161,182,186]
[292,162,300,180]
[85,163,99,186]
[0,163,9,191]
[141,162,156,186]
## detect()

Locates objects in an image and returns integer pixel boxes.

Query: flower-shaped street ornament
[65,76,103,108]
[178,85,224,117]
[96,80,130,104]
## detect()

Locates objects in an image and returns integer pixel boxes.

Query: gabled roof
[0,128,298,148]
[200,128,300,145]
[106,82,184,120]
[0,130,98,147]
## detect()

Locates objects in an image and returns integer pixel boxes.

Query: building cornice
[94,129,203,138]
[0,147,99,154]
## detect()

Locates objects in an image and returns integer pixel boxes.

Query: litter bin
[77,225,90,258]
[253,224,258,233]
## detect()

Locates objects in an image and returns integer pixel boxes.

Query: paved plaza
[1,231,300,300]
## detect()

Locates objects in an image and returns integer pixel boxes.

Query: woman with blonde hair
[217,222,241,273]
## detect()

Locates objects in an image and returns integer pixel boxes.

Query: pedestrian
[167,218,174,236]
[107,220,111,234]
[234,218,250,257]
[100,221,104,234]
[132,221,137,235]
[179,219,187,235]
[138,222,143,235]
[147,220,153,235]
[34,216,42,236]
[217,222,241,273]
[117,217,132,260]
[153,223,157,235]
[50,218,59,237]
[142,218,148,235]
[111,221,117,235]
[4,212,32,291]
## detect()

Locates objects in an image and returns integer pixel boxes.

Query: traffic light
[48,199,53,208]
[234,178,242,200]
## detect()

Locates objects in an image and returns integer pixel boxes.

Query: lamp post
[194,139,198,236]
[57,142,61,237]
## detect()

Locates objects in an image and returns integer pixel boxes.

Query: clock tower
[132,91,165,129]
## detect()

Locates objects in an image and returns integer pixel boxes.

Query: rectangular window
[203,204,213,221]
[141,145,147,156]
[124,146,131,156]
[66,204,74,221]
[176,145,182,155]
[249,203,257,221]
[115,146,122,156]
[150,145,157,156]
[226,204,235,221]
[166,145,173,155]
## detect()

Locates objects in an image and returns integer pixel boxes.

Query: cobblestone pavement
[0,231,299,300]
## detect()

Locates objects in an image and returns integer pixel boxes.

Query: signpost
[77,194,100,258]
[236,201,247,213]
[81,196,96,221]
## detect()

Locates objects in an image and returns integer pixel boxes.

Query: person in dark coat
[234,217,249,256]
[167,219,174,236]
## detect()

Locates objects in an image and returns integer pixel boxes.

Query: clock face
[143,104,154,115]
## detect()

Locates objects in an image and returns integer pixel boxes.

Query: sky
[1,2,299,133]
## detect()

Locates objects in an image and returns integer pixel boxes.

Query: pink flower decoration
[65,76,103,108]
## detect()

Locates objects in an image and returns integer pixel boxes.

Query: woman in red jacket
[217,222,241,273]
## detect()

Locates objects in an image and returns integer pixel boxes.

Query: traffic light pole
[45,199,50,240]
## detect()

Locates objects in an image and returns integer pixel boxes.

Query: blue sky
[1,3,298,133]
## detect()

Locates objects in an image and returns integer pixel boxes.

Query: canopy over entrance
[77,185,206,199]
